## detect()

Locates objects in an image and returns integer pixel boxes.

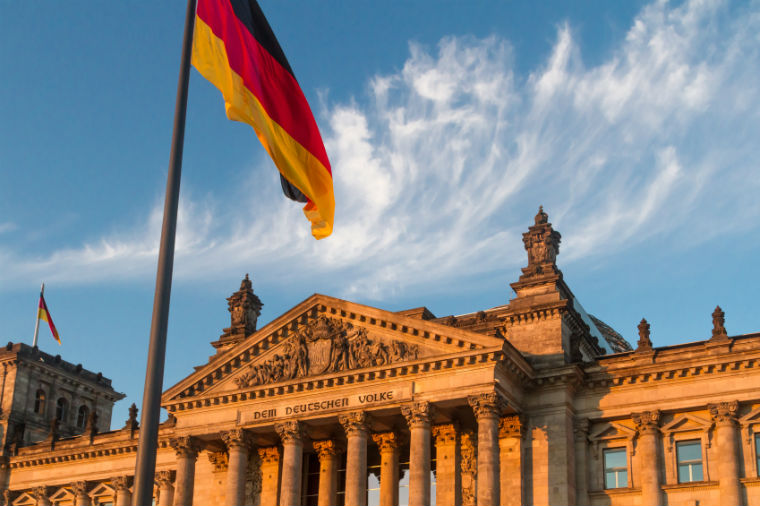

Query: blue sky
[1,0,759,428]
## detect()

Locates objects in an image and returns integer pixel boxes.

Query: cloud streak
[2,0,759,298]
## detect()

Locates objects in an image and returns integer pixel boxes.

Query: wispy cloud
[0,223,15,235]
[2,0,759,297]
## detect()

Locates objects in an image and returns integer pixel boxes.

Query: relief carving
[169,436,199,458]
[208,451,229,472]
[499,414,526,439]
[245,451,262,506]
[401,401,433,428]
[709,401,738,424]
[432,423,458,445]
[313,439,345,458]
[274,420,304,443]
[339,411,369,436]
[155,470,175,486]
[235,316,419,388]
[468,393,506,420]
[632,410,661,435]
[372,432,402,452]
[257,446,280,464]
[112,475,131,491]
[222,428,251,450]
[460,430,478,506]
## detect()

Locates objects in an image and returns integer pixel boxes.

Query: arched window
[34,389,46,415]
[77,405,89,429]
[55,397,68,422]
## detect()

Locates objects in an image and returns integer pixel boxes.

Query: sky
[1,0,759,429]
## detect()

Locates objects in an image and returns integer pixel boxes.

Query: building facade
[1,208,759,506]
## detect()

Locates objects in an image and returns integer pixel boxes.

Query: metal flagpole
[132,0,196,502]
[32,283,44,348]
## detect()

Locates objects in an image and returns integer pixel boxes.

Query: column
[499,415,525,506]
[572,418,589,506]
[0,459,9,498]
[72,482,91,506]
[258,447,282,506]
[156,471,175,506]
[710,402,743,506]
[113,476,132,506]
[469,393,505,506]
[222,428,251,506]
[401,401,433,506]
[432,423,461,506]
[171,436,199,506]
[313,439,344,506]
[275,421,304,506]
[32,487,51,506]
[340,411,370,506]
[632,410,662,506]
[372,432,401,506]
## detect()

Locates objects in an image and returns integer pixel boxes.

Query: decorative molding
[708,401,738,424]
[313,439,345,459]
[221,428,251,450]
[207,451,228,472]
[401,401,433,428]
[371,432,402,452]
[71,481,89,497]
[155,470,175,487]
[432,423,458,445]
[169,436,199,459]
[632,410,661,435]
[274,420,304,444]
[339,411,369,436]
[112,475,131,492]
[468,393,506,420]
[257,446,281,464]
[499,414,526,439]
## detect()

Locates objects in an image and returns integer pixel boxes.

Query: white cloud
[2,0,759,299]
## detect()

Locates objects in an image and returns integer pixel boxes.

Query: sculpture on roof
[222,274,264,339]
[520,206,562,280]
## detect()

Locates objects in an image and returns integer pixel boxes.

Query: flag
[192,0,334,239]
[38,292,61,345]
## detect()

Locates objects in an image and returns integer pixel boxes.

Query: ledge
[661,480,719,491]
[589,487,640,496]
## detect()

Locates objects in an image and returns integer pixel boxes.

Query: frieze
[234,316,419,388]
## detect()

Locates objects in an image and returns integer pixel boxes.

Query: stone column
[0,460,9,499]
[171,436,199,506]
[401,401,433,506]
[258,447,282,506]
[221,428,251,506]
[469,394,505,506]
[710,401,743,506]
[340,411,370,506]
[314,440,344,506]
[572,418,590,506]
[499,415,525,506]
[632,410,662,506]
[275,421,305,506]
[432,423,461,506]
[72,482,91,506]
[113,476,132,506]
[156,471,176,506]
[372,432,401,506]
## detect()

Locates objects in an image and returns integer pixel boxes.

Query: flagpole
[132,0,196,502]
[32,283,44,348]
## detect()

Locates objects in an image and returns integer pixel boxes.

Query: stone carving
[245,451,262,506]
[711,306,728,340]
[401,401,433,428]
[573,418,589,443]
[709,401,738,424]
[257,446,280,464]
[274,420,304,443]
[223,274,263,339]
[155,470,174,486]
[313,439,345,458]
[468,393,506,419]
[169,436,199,458]
[432,423,458,445]
[460,430,478,506]
[520,206,561,279]
[371,432,402,452]
[339,411,369,436]
[632,410,661,434]
[112,475,131,491]
[32,487,50,502]
[222,428,251,449]
[235,316,419,388]
[72,481,89,497]
[123,403,138,435]
[636,318,653,352]
[208,451,229,472]
[499,414,525,439]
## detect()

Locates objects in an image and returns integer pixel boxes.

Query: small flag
[38,292,61,345]
[192,0,334,239]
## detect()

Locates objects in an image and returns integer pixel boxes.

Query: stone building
[1,208,759,506]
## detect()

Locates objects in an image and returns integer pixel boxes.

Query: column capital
[372,431,403,453]
[32,487,50,503]
[155,470,175,486]
[112,475,131,492]
[221,427,252,449]
[275,420,304,444]
[499,414,526,439]
[468,393,506,420]
[71,481,89,497]
[313,439,345,459]
[258,445,281,464]
[207,450,228,472]
[401,401,434,428]
[169,435,200,458]
[432,423,459,445]
[339,411,370,436]
[632,410,661,434]
[709,401,739,425]
[573,417,590,442]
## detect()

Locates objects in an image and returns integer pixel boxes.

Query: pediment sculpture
[234,316,419,388]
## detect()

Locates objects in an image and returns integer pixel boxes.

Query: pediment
[589,422,636,442]
[163,294,506,403]
[49,487,75,502]
[740,406,760,425]
[11,493,36,506]
[88,483,116,498]
[661,414,712,434]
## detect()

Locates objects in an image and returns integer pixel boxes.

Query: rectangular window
[755,433,760,477]
[302,453,320,506]
[603,448,628,489]
[677,440,704,483]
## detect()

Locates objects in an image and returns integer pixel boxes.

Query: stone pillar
[710,401,743,506]
[258,446,282,506]
[314,440,344,506]
[72,482,91,506]
[372,432,401,506]
[113,476,132,506]
[432,423,461,506]
[572,418,590,506]
[340,411,370,506]
[0,460,9,500]
[171,436,199,506]
[499,415,525,506]
[156,471,176,506]
[632,410,662,506]
[221,428,251,506]
[469,394,505,506]
[401,401,433,506]
[275,421,305,506]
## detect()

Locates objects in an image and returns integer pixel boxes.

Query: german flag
[192,0,334,239]
[38,292,61,345]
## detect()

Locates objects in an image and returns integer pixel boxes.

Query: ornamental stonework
[499,414,525,439]
[709,401,738,423]
[274,421,304,443]
[170,436,199,458]
[257,446,281,464]
[468,393,506,419]
[372,432,402,452]
[313,439,345,458]
[222,428,252,449]
[401,401,433,428]
[208,451,229,472]
[432,423,458,445]
[460,430,478,506]
[339,411,369,436]
[235,316,419,388]
[632,410,661,434]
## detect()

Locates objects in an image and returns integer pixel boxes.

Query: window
[755,433,760,477]
[77,405,89,430]
[367,446,381,506]
[302,453,320,506]
[603,448,628,489]
[398,447,411,506]
[677,440,704,483]
[34,389,46,415]
[55,397,68,422]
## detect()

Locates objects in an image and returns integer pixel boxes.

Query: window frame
[676,439,704,483]
[603,447,628,489]
[33,389,46,416]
